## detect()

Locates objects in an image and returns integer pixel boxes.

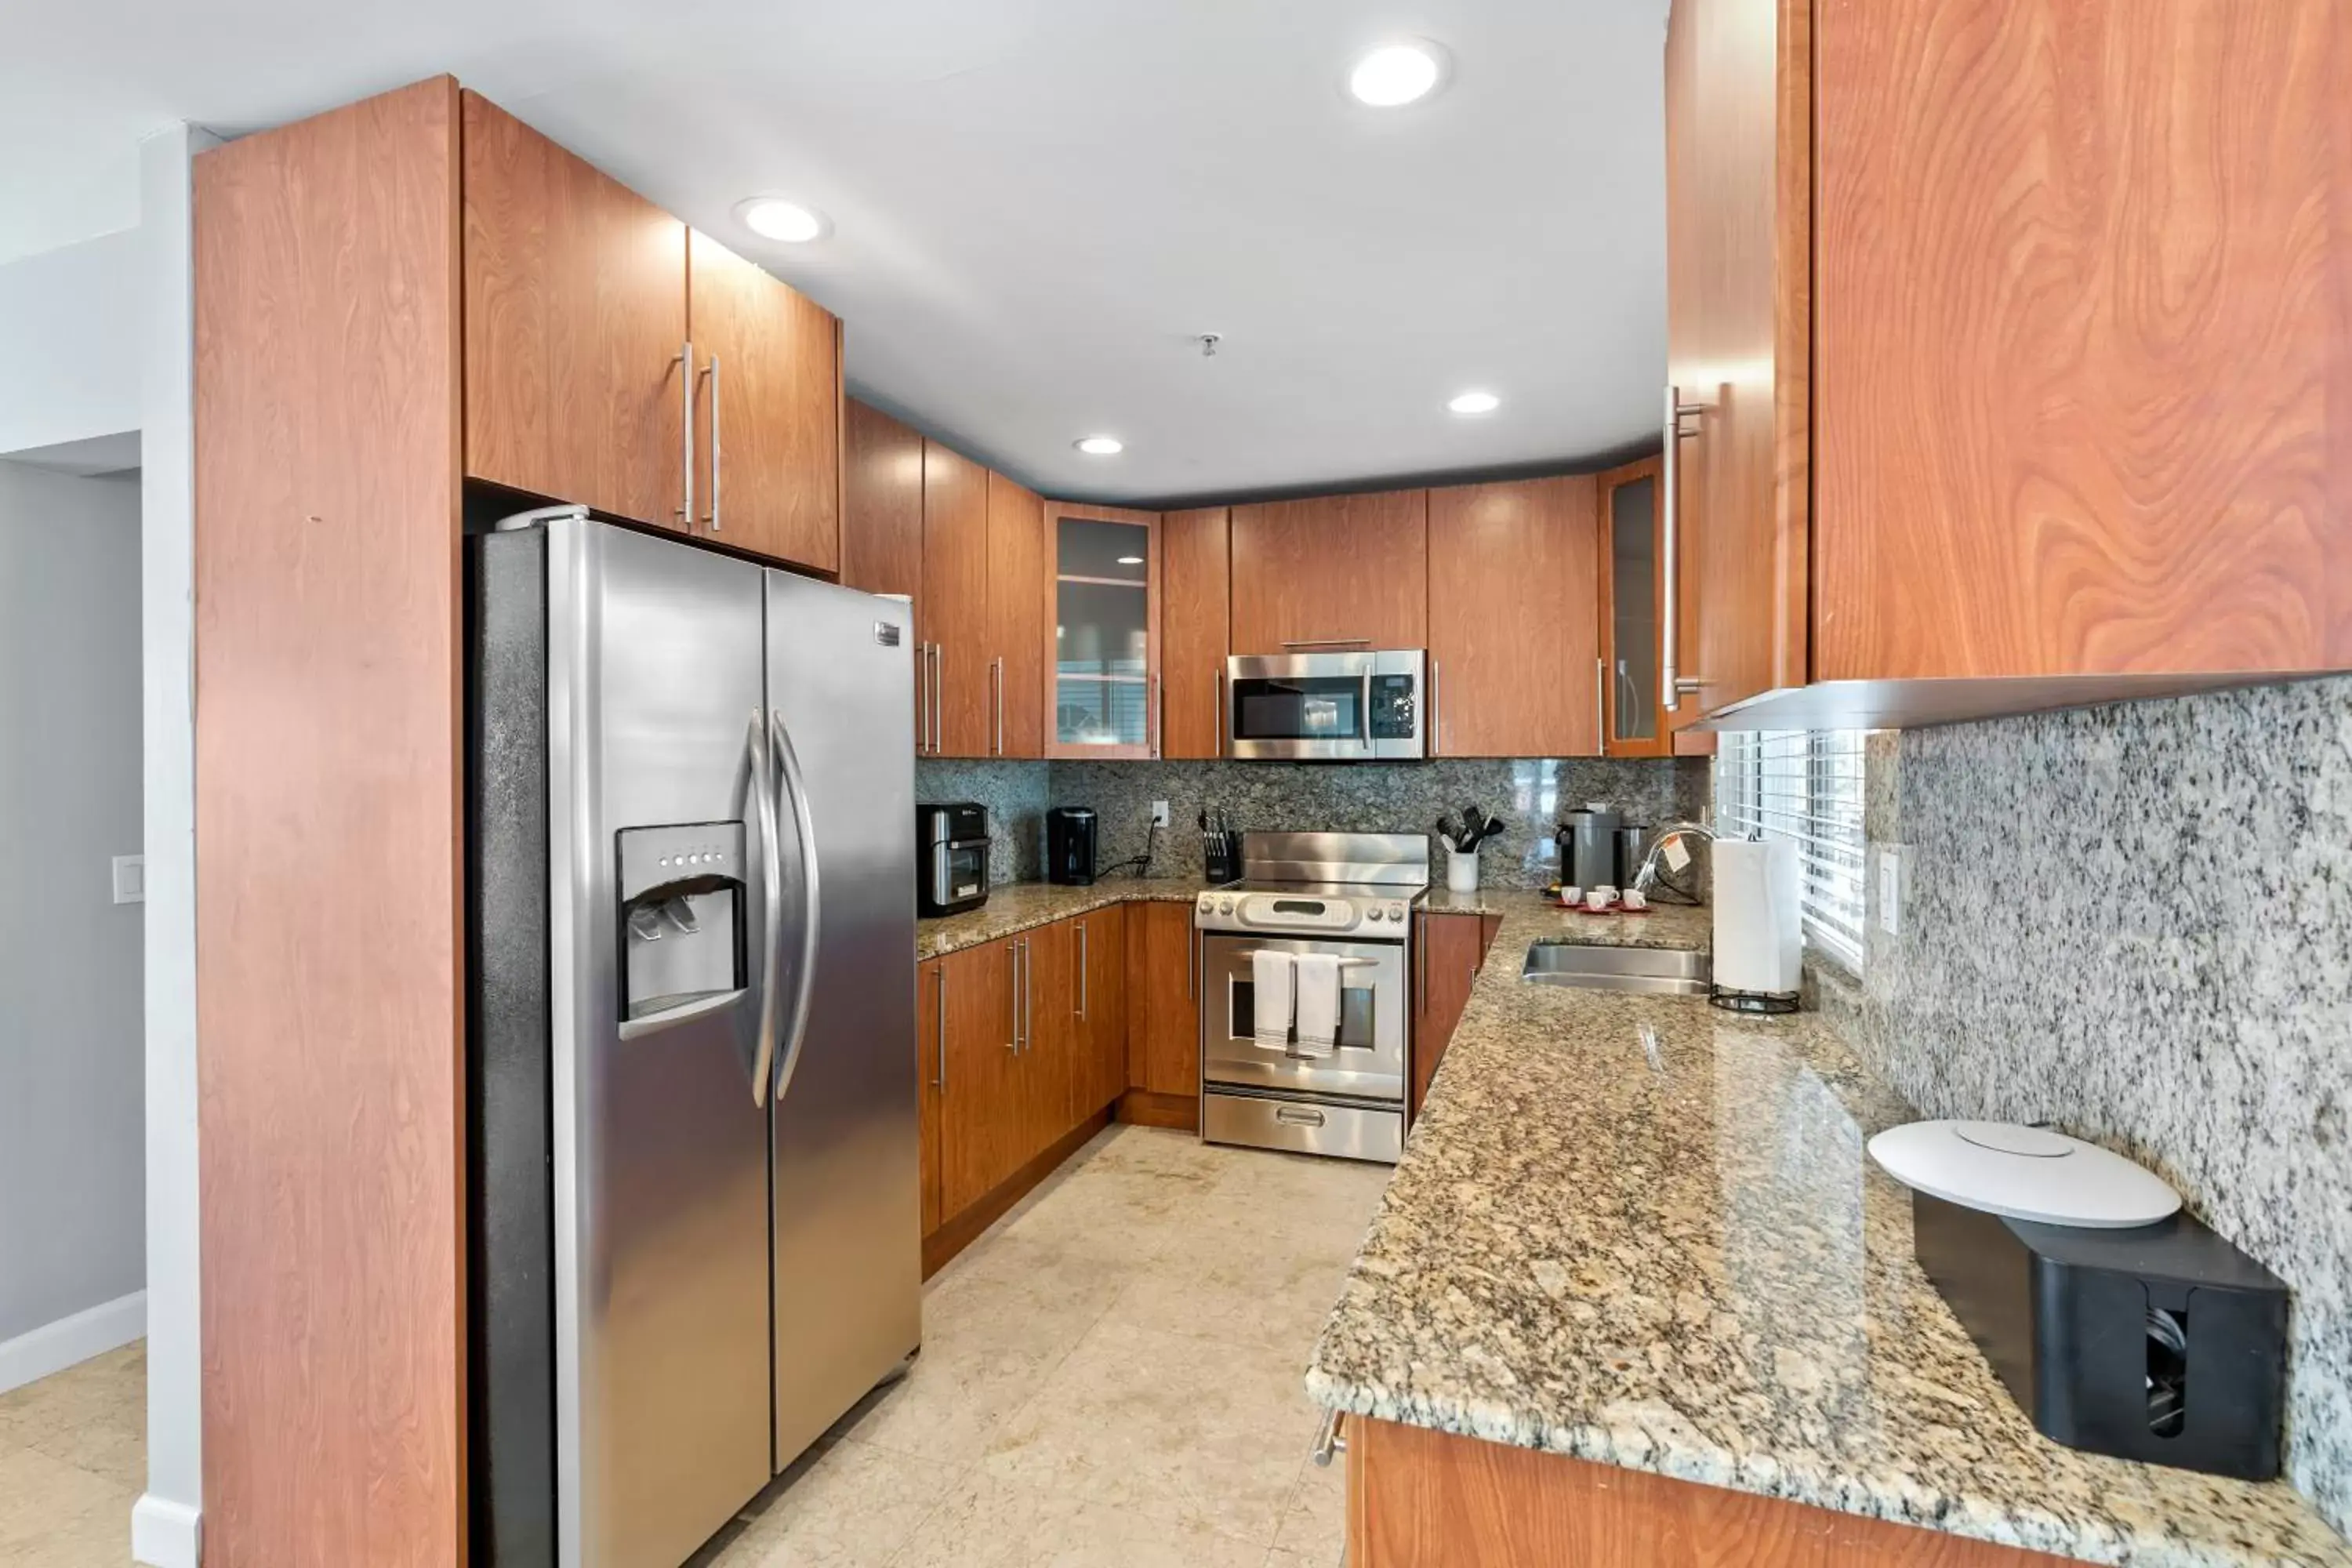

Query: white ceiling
[3,0,1668,502]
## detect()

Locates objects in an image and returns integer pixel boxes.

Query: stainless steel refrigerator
[469,510,920,1568]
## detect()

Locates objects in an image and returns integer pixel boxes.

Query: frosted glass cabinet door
[1599,459,1669,756]
[1051,510,1159,757]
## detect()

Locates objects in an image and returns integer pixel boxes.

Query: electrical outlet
[1878,846,1903,936]
[112,854,146,905]
[1150,800,1171,828]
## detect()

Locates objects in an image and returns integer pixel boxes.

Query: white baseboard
[131,1494,201,1568]
[0,1289,146,1394]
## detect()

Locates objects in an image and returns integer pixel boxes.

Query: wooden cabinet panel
[1598,458,1674,757]
[1229,491,1428,655]
[842,397,925,607]
[987,473,1047,758]
[1160,506,1230,758]
[1043,503,1161,759]
[1068,906,1127,1122]
[685,232,840,572]
[1812,0,2352,681]
[1125,901,1200,1107]
[195,76,466,1568]
[937,937,1022,1218]
[1412,913,1489,1118]
[1348,1416,2070,1568]
[462,91,687,530]
[916,959,944,1236]
[1427,477,1599,758]
[922,442,991,757]
[1664,0,1810,716]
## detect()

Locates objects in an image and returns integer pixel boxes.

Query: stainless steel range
[1195,832,1427,1163]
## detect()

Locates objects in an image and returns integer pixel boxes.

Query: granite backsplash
[1817,676,2352,1539]
[915,756,1707,889]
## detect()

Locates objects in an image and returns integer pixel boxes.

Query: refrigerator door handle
[768,708,824,1106]
[747,706,785,1105]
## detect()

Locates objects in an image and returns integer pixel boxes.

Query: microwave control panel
[1368,673,1417,740]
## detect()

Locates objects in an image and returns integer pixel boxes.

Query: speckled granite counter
[1305,900,2352,1566]
[916,877,1203,960]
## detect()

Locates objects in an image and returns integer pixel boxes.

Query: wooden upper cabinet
[684,233,841,572]
[1596,459,1673,757]
[1811,0,2352,683]
[842,397,925,610]
[1160,507,1230,759]
[1229,491,1428,655]
[1664,0,1809,718]
[1044,502,1161,760]
[922,443,991,757]
[462,91,688,530]
[1426,477,1599,758]
[986,473,1047,759]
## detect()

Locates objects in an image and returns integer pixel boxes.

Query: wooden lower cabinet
[916,958,945,1236]
[1345,1417,2071,1568]
[1123,901,1200,1128]
[935,935,1022,1218]
[1069,906,1127,1123]
[1411,913,1497,1118]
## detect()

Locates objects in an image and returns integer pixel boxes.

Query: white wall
[0,226,141,456]
[0,461,147,1372]
[133,122,209,1568]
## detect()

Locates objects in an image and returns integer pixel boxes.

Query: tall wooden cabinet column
[921,442,992,757]
[842,397,927,748]
[195,75,466,1567]
[1159,506,1231,759]
[1425,477,1599,757]
[986,474,1047,757]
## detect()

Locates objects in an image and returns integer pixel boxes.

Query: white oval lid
[1866,1120,2181,1229]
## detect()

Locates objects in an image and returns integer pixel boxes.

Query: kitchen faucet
[1631,822,1719,895]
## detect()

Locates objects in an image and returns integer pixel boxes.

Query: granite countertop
[916,877,1204,959]
[1305,900,2352,1566]
[1422,886,1713,951]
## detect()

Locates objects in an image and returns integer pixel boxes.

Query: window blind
[1712,730,1867,971]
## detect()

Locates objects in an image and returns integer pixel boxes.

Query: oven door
[1226,652,1424,760]
[1200,934,1407,1104]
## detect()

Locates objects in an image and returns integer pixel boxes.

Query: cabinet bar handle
[1662,384,1705,712]
[1280,637,1371,650]
[1077,920,1089,1020]
[935,645,947,754]
[1152,673,1163,758]
[1416,910,1428,1014]
[1431,658,1442,757]
[990,656,1004,756]
[703,353,723,532]
[935,963,948,1091]
[1187,924,1196,1000]
[675,340,695,527]
[1312,1410,1348,1467]
[1213,669,1224,758]
[1007,941,1020,1054]
[1595,655,1606,756]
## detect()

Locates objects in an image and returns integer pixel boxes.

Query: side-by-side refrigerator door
[552,518,775,1568]
[763,570,923,1470]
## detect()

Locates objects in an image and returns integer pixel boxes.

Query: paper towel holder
[1708,982,1799,1014]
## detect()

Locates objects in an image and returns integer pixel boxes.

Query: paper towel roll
[1712,838,1802,996]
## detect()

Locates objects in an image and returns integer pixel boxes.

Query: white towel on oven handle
[1291,953,1341,1058]
[1251,949,1294,1050]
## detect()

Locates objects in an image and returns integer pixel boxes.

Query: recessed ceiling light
[1348,42,1445,107]
[1448,390,1501,416]
[1116,555,1145,565]
[735,198,827,243]
[1075,435,1124,456]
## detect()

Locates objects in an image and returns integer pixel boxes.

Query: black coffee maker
[1046,807,1097,885]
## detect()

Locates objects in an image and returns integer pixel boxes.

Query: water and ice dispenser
[617,823,748,1027]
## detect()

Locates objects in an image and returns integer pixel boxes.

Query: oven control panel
[1195,891,1414,936]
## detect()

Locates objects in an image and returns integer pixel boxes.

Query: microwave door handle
[767,708,823,1107]
[1361,672,1374,748]
[746,708,784,1105]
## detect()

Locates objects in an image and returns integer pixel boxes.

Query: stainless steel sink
[1519,942,1711,996]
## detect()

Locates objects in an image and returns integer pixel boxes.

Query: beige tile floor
[0,1341,143,1566]
[699,1124,1386,1568]
[0,1127,1382,1568]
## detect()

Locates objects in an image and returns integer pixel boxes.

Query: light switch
[112,854,146,905]
[1877,847,1902,935]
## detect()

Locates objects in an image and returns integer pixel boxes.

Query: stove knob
[1197,895,1213,911]
[1388,902,1406,920]
[1217,898,1235,915]
[1366,906,1385,922]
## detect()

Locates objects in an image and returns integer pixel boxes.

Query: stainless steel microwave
[1225,650,1426,760]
